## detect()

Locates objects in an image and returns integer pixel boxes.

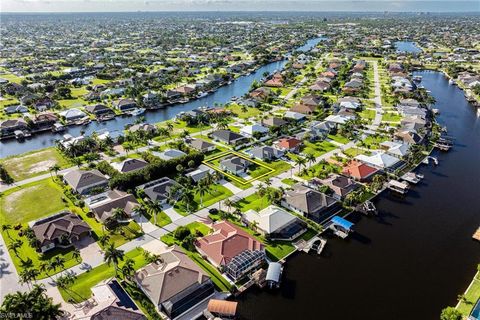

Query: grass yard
[174,184,233,215]
[266,229,317,261]
[343,147,370,158]
[358,109,376,120]
[0,179,69,225]
[298,161,340,179]
[457,273,480,316]
[281,178,297,186]
[302,140,337,157]
[382,112,402,122]
[362,134,389,149]
[235,192,271,212]
[248,160,290,181]
[327,134,350,144]
[227,103,262,119]
[1,147,71,181]
[59,248,148,303]
[1,226,81,280]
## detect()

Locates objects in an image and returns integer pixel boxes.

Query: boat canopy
[207,299,238,316]
[266,262,282,282]
[331,216,354,230]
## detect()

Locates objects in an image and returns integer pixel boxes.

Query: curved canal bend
[0,37,323,158]
[236,71,480,320]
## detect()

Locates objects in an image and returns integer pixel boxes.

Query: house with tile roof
[111,158,148,173]
[341,160,378,181]
[86,189,140,222]
[63,169,109,195]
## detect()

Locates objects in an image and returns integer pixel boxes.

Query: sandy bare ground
[2,186,39,213]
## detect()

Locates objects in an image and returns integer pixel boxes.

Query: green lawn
[457,273,480,316]
[327,134,350,144]
[343,147,370,158]
[266,229,317,261]
[227,103,262,119]
[298,161,340,180]
[235,192,271,212]
[0,179,70,225]
[1,148,71,181]
[302,141,337,157]
[382,112,402,122]
[362,134,389,149]
[174,184,233,215]
[1,226,80,280]
[59,248,148,303]
[358,109,376,120]
[161,222,212,246]
[188,251,232,292]
[281,178,297,186]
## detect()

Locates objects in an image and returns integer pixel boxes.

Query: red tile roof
[276,137,302,149]
[342,160,378,180]
[195,221,264,267]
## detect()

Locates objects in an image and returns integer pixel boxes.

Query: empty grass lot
[0,179,69,225]
[1,148,71,181]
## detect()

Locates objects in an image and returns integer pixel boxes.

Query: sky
[1,0,479,12]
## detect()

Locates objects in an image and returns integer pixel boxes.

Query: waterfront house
[86,189,140,223]
[114,98,137,112]
[59,108,87,122]
[111,158,148,173]
[30,211,91,253]
[342,160,378,181]
[249,87,271,101]
[30,112,58,131]
[246,145,284,161]
[63,169,108,195]
[395,129,424,145]
[85,104,115,118]
[355,152,401,170]
[243,205,307,240]
[379,141,410,158]
[282,183,341,223]
[211,130,248,146]
[135,245,214,320]
[309,174,359,200]
[187,138,216,153]
[129,123,157,134]
[195,221,265,280]
[137,177,181,204]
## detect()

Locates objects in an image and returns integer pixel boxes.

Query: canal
[395,40,422,54]
[0,37,324,158]
[236,71,480,320]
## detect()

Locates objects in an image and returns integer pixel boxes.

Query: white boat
[128,108,146,116]
[401,172,422,184]
[196,92,208,98]
[449,79,455,85]
[432,108,440,114]
[52,122,66,132]
[413,75,422,82]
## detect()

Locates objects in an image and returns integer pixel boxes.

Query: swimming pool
[470,298,480,319]
[108,280,138,310]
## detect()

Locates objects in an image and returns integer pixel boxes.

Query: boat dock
[387,179,410,194]
[401,172,422,184]
[473,227,480,241]
[294,236,327,255]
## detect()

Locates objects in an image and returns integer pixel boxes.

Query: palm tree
[305,153,316,167]
[55,273,76,291]
[39,261,52,279]
[19,267,40,289]
[8,239,23,258]
[121,258,135,282]
[223,199,234,213]
[52,256,66,272]
[1,224,12,239]
[197,180,211,207]
[179,190,195,213]
[103,243,125,276]
[112,208,127,221]
[250,220,259,232]
[145,199,163,226]
[49,164,61,178]
[295,157,306,174]
[72,248,81,262]
[123,143,134,156]
[166,121,174,132]
[98,233,111,247]
[256,184,267,208]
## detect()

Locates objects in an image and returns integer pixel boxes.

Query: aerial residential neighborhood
[0,6,479,320]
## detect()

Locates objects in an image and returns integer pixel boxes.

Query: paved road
[368,60,384,131]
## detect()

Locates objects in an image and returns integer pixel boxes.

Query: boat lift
[329,216,354,239]
[401,172,423,184]
[387,179,410,194]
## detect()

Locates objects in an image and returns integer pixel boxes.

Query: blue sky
[2,0,479,12]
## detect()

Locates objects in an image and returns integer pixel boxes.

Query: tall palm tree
[256,184,267,208]
[8,239,23,258]
[52,256,66,272]
[39,261,51,279]
[166,121,174,132]
[19,267,40,289]
[223,199,234,214]
[305,153,316,167]
[103,243,125,276]
[145,199,163,226]
[112,208,127,222]
[179,190,195,213]
[197,180,211,207]
[121,258,135,282]
[98,233,111,247]
[49,164,61,178]
[295,157,306,174]
[1,224,12,239]
[72,248,81,262]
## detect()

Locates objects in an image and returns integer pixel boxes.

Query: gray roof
[285,184,337,214]
[248,146,284,160]
[138,177,180,202]
[63,169,108,191]
[88,190,140,221]
[112,158,148,173]
[220,155,249,172]
[211,130,247,144]
[262,117,287,127]
[189,138,215,151]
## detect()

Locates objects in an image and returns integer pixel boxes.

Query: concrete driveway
[74,236,104,268]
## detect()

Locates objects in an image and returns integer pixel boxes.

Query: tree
[1,224,12,239]
[121,258,136,282]
[19,267,40,289]
[250,220,259,232]
[112,208,127,221]
[98,233,111,247]
[103,243,125,276]
[179,189,195,213]
[145,199,163,226]
[1,284,64,319]
[52,256,66,272]
[295,157,306,173]
[55,273,76,291]
[8,239,23,258]
[72,248,81,262]
[174,226,191,241]
[49,164,61,178]
[223,199,234,213]
[197,180,211,207]
[440,307,462,320]
[256,184,267,207]
[305,153,316,167]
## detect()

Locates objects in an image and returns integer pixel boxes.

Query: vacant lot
[0,179,69,225]
[1,148,71,181]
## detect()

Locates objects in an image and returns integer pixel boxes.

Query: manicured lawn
[161,222,212,246]
[1,226,80,280]
[298,161,340,179]
[1,148,71,181]
[157,120,211,135]
[59,248,148,303]
[382,112,402,122]
[57,98,86,109]
[174,184,233,215]
[281,178,297,186]
[236,192,271,212]
[302,140,337,157]
[227,103,262,119]
[266,229,317,261]
[188,251,232,292]
[457,273,480,316]
[327,134,350,144]
[343,147,369,158]
[362,134,389,149]
[0,179,70,225]
[358,109,376,120]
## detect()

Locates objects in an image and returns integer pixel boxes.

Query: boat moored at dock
[387,179,410,194]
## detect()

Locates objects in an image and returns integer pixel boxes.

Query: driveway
[74,236,104,268]
[163,205,184,222]
[219,179,242,194]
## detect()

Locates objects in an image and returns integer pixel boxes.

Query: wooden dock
[473,227,480,241]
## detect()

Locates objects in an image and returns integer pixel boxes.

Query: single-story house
[342,160,378,181]
[309,174,359,200]
[355,152,401,170]
[246,145,284,161]
[211,130,248,146]
[114,98,137,112]
[243,205,307,240]
[111,158,148,173]
[240,124,269,138]
[59,108,87,121]
[30,211,91,253]
[135,245,214,320]
[284,111,306,121]
[86,189,140,222]
[187,138,216,153]
[186,164,215,183]
[137,177,181,204]
[153,149,187,161]
[273,137,302,152]
[63,169,109,195]
[261,117,288,127]
[220,155,250,175]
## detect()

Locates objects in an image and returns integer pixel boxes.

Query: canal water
[0,37,324,158]
[395,41,422,54]
[236,71,480,320]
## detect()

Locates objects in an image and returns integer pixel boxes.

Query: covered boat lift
[266,262,283,289]
[330,216,354,239]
